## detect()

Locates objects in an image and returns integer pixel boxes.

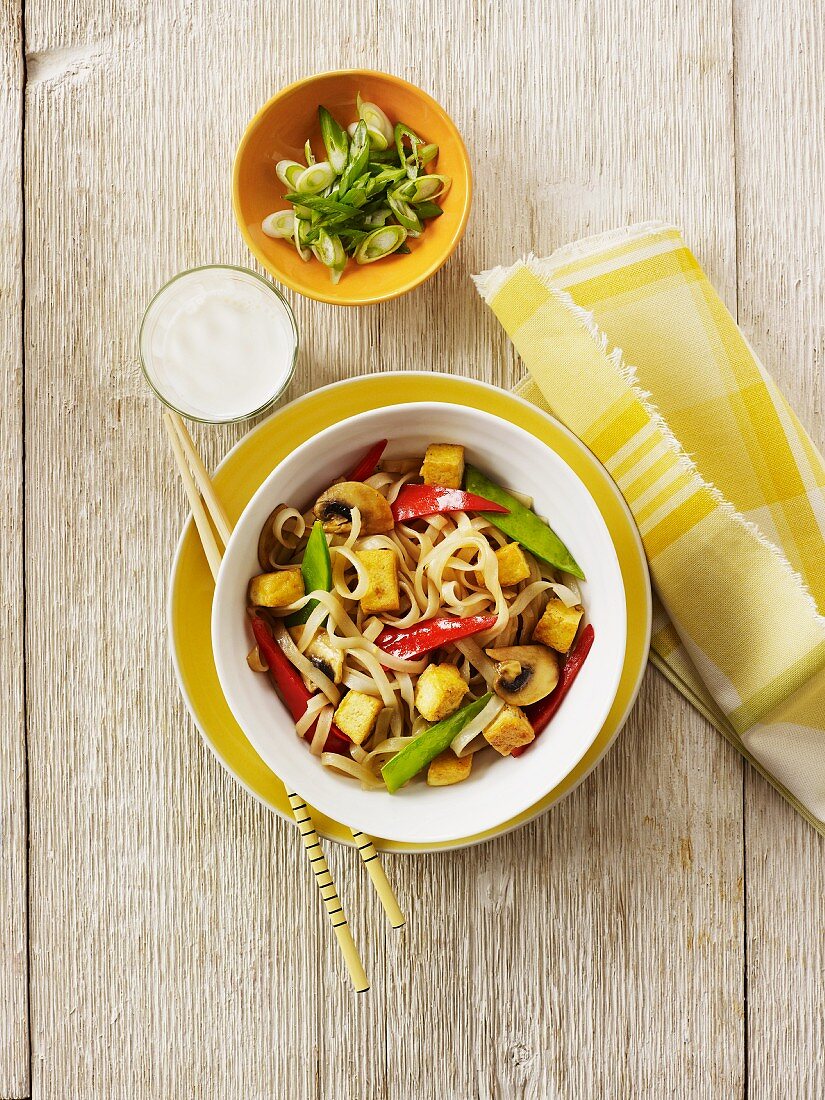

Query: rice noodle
[450,694,505,757]
[272,621,340,704]
[320,753,385,788]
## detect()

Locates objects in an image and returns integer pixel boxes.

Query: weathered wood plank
[734,0,825,1094]
[0,2,27,1096]
[23,0,747,1096]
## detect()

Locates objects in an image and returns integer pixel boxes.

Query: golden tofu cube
[357,549,400,615]
[494,542,531,586]
[333,690,383,746]
[420,443,465,489]
[248,569,305,608]
[415,663,469,722]
[533,600,584,653]
[483,704,535,756]
[427,749,473,786]
[289,628,345,686]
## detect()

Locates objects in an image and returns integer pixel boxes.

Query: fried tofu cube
[427,749,473,786]
[494,542,531,586]
[357,549,400,614]
[333,690,383,746]
[289,628,345,686]
[248,569,305,608]
[533,600,584,653]
[483,704,535,756]
[420,443,465,489]
[415,663,469,722]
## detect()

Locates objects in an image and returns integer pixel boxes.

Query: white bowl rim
[209,394,631,844]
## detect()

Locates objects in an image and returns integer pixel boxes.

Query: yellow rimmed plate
[169,373,651,851]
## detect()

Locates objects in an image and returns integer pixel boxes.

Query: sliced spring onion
[293,217,312,261]
[414,200,444,220]
[338,119,370,195]
[363,207,392,227]
[275,159,304,188]
[354,225,407,264]
[387,189,422,233]
[357,93,395,146]
[318,105,349,174]
[366,127,389,150]
[395,173,452,202]
[262,209,295,238]
[311,228,347,283]
[395,121,422,179]
[366,167,406,197]
[295,161,336,194]
[266,96,447,280]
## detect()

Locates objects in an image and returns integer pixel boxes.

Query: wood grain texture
[0,3,27,1097]
[733,1,825,1096]
[12,0,821,1096]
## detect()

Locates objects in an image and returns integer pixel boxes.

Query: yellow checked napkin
[474,222,825,835]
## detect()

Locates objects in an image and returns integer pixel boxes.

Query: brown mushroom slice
[484,644,559,706]
[313,481,394,535]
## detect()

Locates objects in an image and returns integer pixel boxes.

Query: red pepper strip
[346,438,388,481]
[376,613,498,661]
[512,624,595,757]
[391,484,509,522]
[251,617,350,754]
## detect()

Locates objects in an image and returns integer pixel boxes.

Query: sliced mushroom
[484,644,559,706]
[314,481,394,535]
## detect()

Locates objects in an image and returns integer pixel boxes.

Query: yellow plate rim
[168,373,651,852]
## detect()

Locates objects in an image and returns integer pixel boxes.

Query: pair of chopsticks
[163,409,404,993]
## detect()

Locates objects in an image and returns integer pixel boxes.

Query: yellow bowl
[232,70,472,306]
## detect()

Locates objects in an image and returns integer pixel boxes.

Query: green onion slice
[414,200,444,220]
[293,217,312,261]
[318,106,349,174]
[275,160,304,189]
[395,122,422,179]
[304,139,316,165]
[295,161,336,194]
[357,93,395,146]
[354,225,407,264]
[338,120,370,195]
[419,143,438,165]
[395,173,452,203]
[261,209,295,238]
[311,227,346,275]
[387,189,422,232]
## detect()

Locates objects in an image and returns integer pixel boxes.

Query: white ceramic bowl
[212,403,627,844]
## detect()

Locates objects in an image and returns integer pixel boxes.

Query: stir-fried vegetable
[512,624,595,756]
[245,438,595,796]
[260,95,451,282]
[376,614,498,661]
[464,466,585,580]
[346,438,388,481]
[381,694,492,793]
[286,521,332,627]
[391,484,509,522]
[251,616,350,753]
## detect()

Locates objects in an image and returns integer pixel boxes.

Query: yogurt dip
[140,266,297,422]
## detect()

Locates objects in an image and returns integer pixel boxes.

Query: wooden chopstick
[164,413,406,981]
[163,411,368,990]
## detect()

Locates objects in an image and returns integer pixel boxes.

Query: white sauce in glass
[141,267,297,422]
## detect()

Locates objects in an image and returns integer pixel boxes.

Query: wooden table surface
[2,2,824,1097]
